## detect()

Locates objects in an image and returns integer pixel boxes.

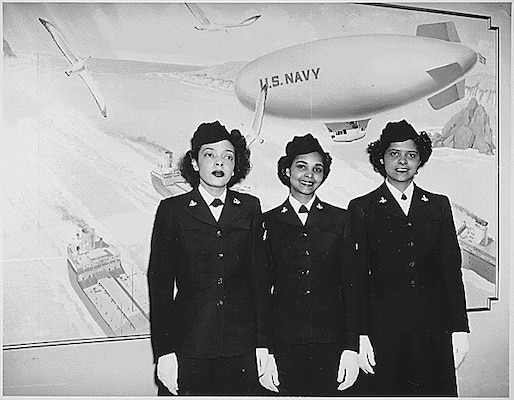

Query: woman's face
[193,140,235,195]
[382,139,421,190]
[286,151,325,202]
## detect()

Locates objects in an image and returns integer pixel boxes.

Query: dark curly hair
[179,128,251,188]
[367,131,433,178]
[277,151,333,187]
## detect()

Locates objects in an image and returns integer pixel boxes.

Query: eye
[389,151,399,157]
[313,167,324,174]
[408,153,418,159]
[225,153,234,161]
[296,164,306,170]
[203,151,214,158]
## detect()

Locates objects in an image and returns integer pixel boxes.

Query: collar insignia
[316,203,323,210]
[379,197,387,204]
[188,200,197,207]
[280,206,288,214]
[233,197,241,205]
[421,195,429,202]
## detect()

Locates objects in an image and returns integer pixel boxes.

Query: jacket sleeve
[438,196,470,333]
[341,210,360,352]
[346,198,371,336]
[248,198,272,349]
[147,200,178,362]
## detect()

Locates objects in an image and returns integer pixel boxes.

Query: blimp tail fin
[426,62,464,88]
[427,79,465,110]
[416,22,461,43]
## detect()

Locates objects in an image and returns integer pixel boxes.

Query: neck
[386,177,412,192]
[291,192,314,205]
[199,182,226,197]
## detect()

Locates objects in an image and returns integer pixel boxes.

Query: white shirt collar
[289,195,316,214]
[385,180,414,215]
[198,185,227,207]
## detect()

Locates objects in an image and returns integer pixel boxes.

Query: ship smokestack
[474,217,488,246]
[81,226,96,251]
[165,151,173,168]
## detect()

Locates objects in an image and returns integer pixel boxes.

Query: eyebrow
[388,148,418,153]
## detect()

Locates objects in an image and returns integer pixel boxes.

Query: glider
[39,18,107,118]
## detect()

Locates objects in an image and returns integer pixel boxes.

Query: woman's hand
[157,353,178,395]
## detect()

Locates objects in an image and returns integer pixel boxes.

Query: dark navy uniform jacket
[263,197,360,352]
[346,183,469,334]
[147,188,270,361]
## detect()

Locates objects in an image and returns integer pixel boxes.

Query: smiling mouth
[300,179,314,186]
[212,170,225,178]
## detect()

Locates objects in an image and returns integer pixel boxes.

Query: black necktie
[401,193,407,201]
[211,198,223,208]
[299,205,309,214]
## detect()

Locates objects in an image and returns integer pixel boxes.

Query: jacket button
[304,290,311,295]
[216,230,222,238]
[217,299,224,306]
[406,222,412,227]
[304,250,310,256]
[410,280,416,287]
[301,232,308,237]
[406,241,415,247]
[217,277,223,285]
[305,269,310,275]
[409,261,415,268]
[217,253,224,259]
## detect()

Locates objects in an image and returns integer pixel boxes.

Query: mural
[3,3,500,348]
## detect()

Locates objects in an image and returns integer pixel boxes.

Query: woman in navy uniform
[260,134,360,396]
[147,121,271,396]
[347,120,469,396]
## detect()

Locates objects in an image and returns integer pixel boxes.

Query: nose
[304,168,314,177]
[215,157,223,167]
[398,154,407,164]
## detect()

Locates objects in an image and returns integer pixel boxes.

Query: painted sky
[3,2,496,66]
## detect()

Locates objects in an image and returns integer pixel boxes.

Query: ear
[191,159,199,172]
[285,168,291,177]
[380,159,384,165]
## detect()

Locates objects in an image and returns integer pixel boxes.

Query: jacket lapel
[183,187,218,227]
[305,197,324,227]
[275,199,303,227]
[375,182,409,221]
[408,184,431,221]
[218,190,244,227]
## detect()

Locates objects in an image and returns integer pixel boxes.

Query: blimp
[235,21,483,142]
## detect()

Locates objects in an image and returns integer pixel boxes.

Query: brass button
[216,230,222,238]
[304,250,310,256]
[217,299,224,306]
[409,261,415,268]
[217,277,223,285]
[304,290,311,295]
[217,253,224,259]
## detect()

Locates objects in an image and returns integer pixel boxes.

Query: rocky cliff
[429,98,495,155]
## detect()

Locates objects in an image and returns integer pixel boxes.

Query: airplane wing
[247,84,268,148]
[77,68,107,117]
[185,3,211,25]
[38,18,78,64]
[224,15,261,29]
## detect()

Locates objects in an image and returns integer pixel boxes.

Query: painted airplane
[235,21,485,142]
[185,3,261,32]
[38,18,107,118]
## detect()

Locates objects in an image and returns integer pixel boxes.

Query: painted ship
[150,151,253,198]
[453,203,497,284]
[67,226,150,337]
